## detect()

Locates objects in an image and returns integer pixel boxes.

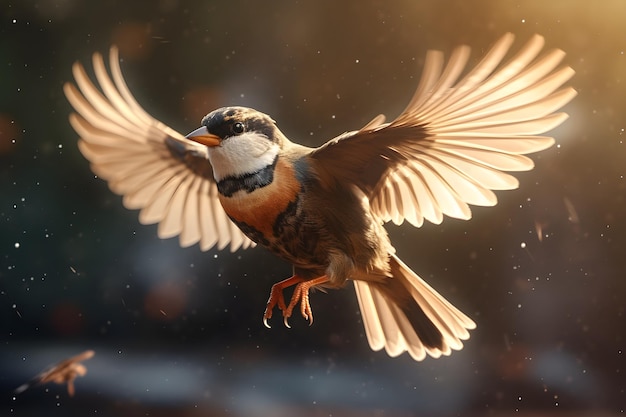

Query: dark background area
[1,0,624,416]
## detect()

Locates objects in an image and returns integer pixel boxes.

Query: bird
[64,33,576,361]
[14,350,95,397]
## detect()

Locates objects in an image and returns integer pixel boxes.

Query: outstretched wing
[311,33,576,227]
[64,48,254,251]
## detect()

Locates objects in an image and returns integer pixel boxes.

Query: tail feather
[354,253,476,361]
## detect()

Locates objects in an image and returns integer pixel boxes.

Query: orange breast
[218,157,301,239]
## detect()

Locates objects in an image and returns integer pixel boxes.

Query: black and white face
[200,107,281,181]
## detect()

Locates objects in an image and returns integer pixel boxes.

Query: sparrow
[14,350,94,397]
[64,33,575,361]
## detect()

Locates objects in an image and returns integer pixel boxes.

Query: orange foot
[263,275,329,328]
[263,275,304,328]
[284,276,329,327]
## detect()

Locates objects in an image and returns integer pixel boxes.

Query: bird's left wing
[311,33,576,227]
[64,47,254,252]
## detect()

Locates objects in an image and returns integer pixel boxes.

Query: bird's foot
[263,275,304,328]
[283,276,329,327]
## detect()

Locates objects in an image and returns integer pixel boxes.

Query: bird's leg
[284,276,329,327]
[67,379,76,397]
[263,275,305,328]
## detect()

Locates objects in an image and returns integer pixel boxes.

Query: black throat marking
[216,156,278,197]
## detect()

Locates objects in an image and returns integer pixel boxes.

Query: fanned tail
[354,253,475,361]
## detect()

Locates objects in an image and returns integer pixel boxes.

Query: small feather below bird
[14,350,94,397]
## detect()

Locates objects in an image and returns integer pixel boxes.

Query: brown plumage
[64,33,576,361]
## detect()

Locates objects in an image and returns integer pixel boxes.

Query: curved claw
[283,316,291,329]
[300,292,314,325]
[283,279,323,327]
[263,317,271,329]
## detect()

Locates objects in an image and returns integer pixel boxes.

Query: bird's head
[186,106,286,181]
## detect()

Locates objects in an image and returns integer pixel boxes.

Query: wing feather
[139,170,186,225]
[158,173,195,239]
[179,176,203,248]
[121,166,184,209]
[198,180,219,251]
[408,168,442,225]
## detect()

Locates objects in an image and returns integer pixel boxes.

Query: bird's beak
[186,126,220,147]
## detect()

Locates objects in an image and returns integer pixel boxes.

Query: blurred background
[1,0,624,416]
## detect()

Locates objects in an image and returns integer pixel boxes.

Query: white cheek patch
[207,132,280,181]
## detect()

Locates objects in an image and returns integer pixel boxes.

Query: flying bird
[64,34,575,361]
[14,350,95,397]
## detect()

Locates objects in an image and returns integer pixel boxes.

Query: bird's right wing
[64,48,254,252]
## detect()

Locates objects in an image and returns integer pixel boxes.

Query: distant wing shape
[14,350,95,397]
[64,47,254,252]
[312,33,576,227]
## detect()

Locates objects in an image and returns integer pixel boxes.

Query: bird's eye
[232,122,245,135]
